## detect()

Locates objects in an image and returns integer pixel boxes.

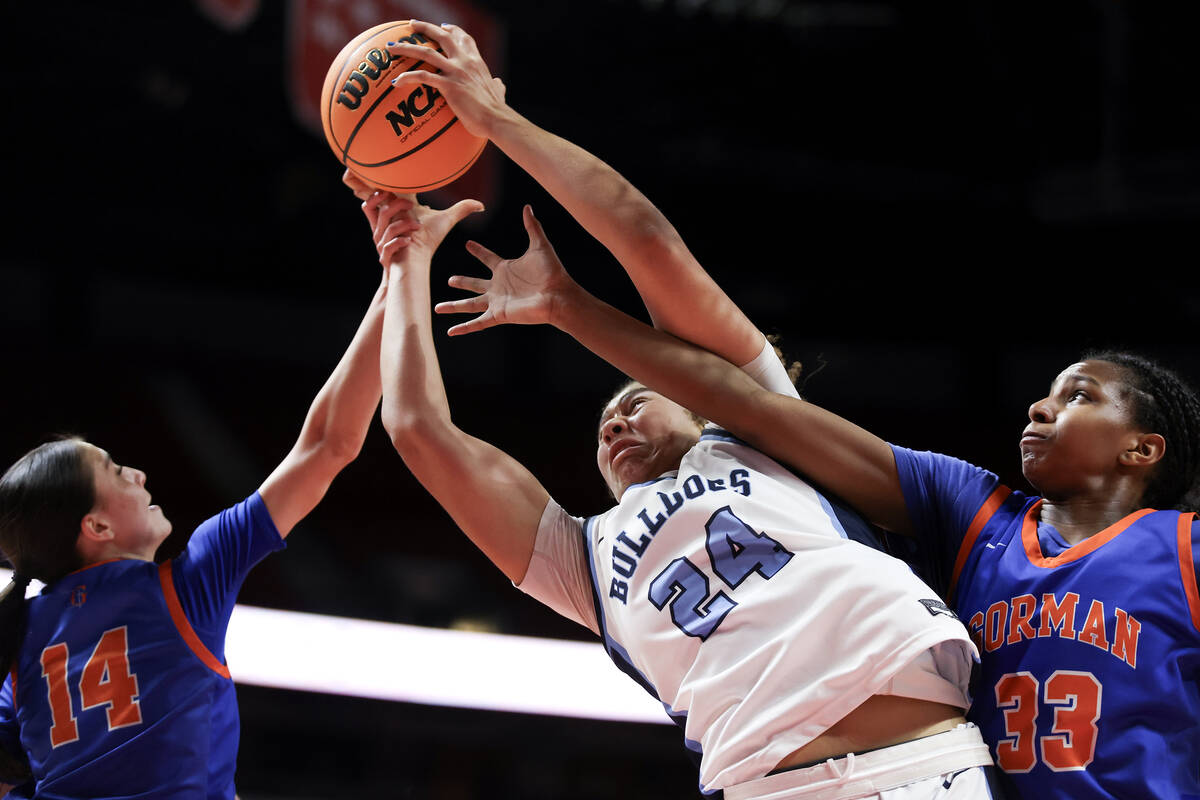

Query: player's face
[596,384,703,500]
[83,443,172,560]
[1020,360,1146,500]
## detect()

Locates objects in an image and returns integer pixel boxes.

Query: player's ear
[1120,432,1165,468]
[79,513,114,545]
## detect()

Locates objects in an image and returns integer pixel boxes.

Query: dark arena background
[3,2,1199,798]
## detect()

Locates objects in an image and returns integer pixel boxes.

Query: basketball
[319,21,486,193]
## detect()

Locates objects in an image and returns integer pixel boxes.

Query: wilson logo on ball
[336,48,393,110]
[320,22,485,192]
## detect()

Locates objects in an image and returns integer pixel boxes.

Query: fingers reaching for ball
[401,20,476,60]
[323,21,485,192]
[386,20,507,141]
[428,205,573,336]
[379,214,423,266]
[342,169,374,201]
[357,192,486,269]
[363,192,414,230]
[359,192,418,265]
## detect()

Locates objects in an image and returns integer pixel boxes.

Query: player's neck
[1037,498,1142,546]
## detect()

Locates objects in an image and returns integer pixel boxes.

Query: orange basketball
[319,21,486,193]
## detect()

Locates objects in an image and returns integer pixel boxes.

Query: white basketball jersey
[517,343,976,792]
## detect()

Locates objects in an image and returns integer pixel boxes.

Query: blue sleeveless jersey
[893,445,1200,800]
[0,493,284,799]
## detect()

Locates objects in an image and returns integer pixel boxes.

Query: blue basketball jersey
[0,492,285,799]
[893,445,1200,799]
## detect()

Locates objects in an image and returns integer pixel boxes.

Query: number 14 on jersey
[40,626,143,748]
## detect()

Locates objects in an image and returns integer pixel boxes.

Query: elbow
[300,427,363,473]
[628,221,679,258]
[320,433,364,469]
[381,405,446,459]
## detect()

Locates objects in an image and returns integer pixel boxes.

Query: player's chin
[610,472,642,502]
[614,461,654,492]
[1019,456,1058,496]
[1019,457,1039,484]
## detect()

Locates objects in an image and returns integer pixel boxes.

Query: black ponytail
[0,575,31,784]
[0,437,95,714]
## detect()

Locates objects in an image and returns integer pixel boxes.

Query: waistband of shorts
[722,723,994,800]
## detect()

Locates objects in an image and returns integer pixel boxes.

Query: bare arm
[440,210,913,535]
[257,271,386,538]
[389,21,765,367]
[557,285,912,534]
[374,194,551,583]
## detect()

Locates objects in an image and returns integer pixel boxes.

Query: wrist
[386,258,431,284]
[484,104,530,145]
[547,277,587,332]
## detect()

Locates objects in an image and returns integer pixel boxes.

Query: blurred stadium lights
[1,569,669,726]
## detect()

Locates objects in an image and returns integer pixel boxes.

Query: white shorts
[722,724,999,800]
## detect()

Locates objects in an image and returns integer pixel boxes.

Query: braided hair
[1085,351,1200,512]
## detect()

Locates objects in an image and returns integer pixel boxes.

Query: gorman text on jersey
[968,592,1141,668]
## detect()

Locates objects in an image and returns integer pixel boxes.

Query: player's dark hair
[597,337,811,437]
[766,333,807,388]
[596,380,706,501]
[599,380,707,434]
[0,439,93,740]
[1086,351,1200,512]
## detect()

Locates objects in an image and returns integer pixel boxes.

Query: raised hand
[342,168,375,202]
[361,192,418,266]
[386,20,509,140]
[361,191,484,267]
[435,205,578,336]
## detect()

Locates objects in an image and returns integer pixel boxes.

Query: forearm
[380,261,453,432]
[550,283,912,533]
[488,110,763,364]
[487,110,664,240]
[259,279,387,536]
[296,280,386,462]
[552,281,762,432]
[380,257,548,582]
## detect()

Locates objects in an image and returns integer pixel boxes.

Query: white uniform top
[518,340,977,793]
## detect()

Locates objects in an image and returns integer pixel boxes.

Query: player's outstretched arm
[389,21,765,368]
[374,193,551,583]
[441,213,912,534]
[257,251,390,539]
[257,173,434,538]
[433,205,572,336]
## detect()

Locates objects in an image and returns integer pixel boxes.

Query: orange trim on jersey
[1177,513,1200,634]
[948,485,1012,602]
[1022,501,1155,567]
[157,562,231,679]
[64,558,123,577]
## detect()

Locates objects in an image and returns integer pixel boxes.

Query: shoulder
[183,493,283,557]
[213,493,281,538]
[1169,510,1200,635]
[890,445,1004,502]
[170,493,285,592]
